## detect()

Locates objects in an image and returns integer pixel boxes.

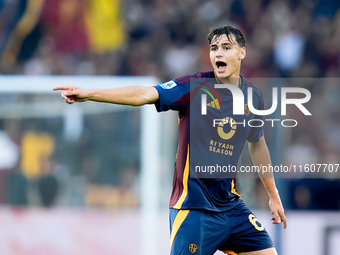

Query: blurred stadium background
[0,0,340,254]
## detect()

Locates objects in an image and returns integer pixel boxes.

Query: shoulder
[175,71,215,85]
[241,77,263,99]
[157,71,214,90]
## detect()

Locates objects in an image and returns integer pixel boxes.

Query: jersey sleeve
[154,79,190,112]
[247,90,265,143]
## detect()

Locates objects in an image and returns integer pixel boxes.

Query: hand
[269,197,287,229]
[53,86,89,104]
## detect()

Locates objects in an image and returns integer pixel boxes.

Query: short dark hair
[207,25,246,47]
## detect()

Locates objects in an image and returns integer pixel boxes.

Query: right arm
[53,85,159,106]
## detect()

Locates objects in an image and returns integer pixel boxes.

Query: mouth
[216,61,227,73]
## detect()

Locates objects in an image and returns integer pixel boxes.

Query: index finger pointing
[280,213,288,229]
[53,86,73,91]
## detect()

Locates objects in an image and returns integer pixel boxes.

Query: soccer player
[54,25,287,255]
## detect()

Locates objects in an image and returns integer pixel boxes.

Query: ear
[239,47,246,60]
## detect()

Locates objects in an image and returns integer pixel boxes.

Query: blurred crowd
[0,0,340,210]
[1,0,340,79]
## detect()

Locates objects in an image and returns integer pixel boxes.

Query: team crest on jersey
[160,80,177,89]
[188,243,198,254]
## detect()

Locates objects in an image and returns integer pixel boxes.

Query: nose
[215,48,223,58]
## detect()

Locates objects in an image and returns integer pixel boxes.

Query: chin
[215,72,230,79]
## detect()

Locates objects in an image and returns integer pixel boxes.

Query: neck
[216,75,240,86]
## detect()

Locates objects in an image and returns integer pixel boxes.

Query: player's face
[209,34,246,80]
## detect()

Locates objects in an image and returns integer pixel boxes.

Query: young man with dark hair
[54,25,287,255]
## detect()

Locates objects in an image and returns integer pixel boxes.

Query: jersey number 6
[248,214,264,231]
